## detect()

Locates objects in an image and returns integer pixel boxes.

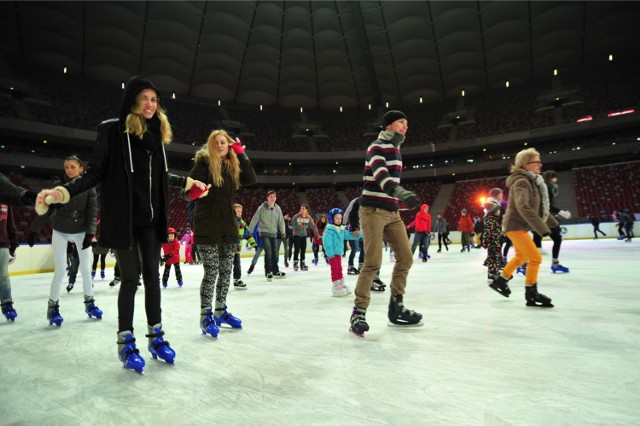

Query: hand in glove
[27,232,37,247]
[558,210,572,219]
[187,183,212,200]
[82,234,94,250]
[35,187,68,215]
[230,137,245,155]
[391,186,420,209]
[160,254,171,266]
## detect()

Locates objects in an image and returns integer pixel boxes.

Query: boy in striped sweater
[349,110,423,336]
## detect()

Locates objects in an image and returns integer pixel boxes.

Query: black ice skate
[489,275,511,297]
[300,261,308,271]
[525,284,554,308]
[349,306,369,337]
[371,278,386,292]
[388,295,422,325]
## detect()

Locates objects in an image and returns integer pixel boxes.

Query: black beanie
[382,110,407,128]
[119,75,162,122]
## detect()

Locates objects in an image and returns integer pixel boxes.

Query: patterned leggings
[199,243,235,309]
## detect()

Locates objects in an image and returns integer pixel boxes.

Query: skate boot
[200,308,220,338]
[525,284,554,308]
[91,270,96,279]
[234,279,247,290]
[294,261,299,271]
[247,264,255,275]
[551,262,570,273]
[332,279,350,297]
[162,281,168,289]
[1,299,17,322]
[84,296,103,319]
[312,258,318,266]
[300,261,308,271]
[214,306,242,329]
[489,275,511,297]
[349,306,369,337]
[266,272,273,282]
[516,263,527,276]
[487,273,497,284]
[178,281,183,287]
[347,266,359,275]
[117,331,145,374]
[66,281,74,293]
[100,270,105,279]
[388,295,422,325]
[274,271,286,279]
[371,278,386,292]
[146,323,176,364]
[47,299,63,326]
[109,277,121,287]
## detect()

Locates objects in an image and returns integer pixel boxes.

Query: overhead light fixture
[553,69,558,76]
[608,54,614,62]
[505,81,510,88]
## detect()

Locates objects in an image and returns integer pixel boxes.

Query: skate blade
[387,321,424,328]
[348,328,366,338]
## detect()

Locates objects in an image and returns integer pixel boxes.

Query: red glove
[187,184,208,200]
[230,137,245,155]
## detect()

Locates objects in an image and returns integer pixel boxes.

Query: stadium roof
[1,1,640,108]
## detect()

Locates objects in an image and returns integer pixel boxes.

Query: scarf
[526,170,550,221]
[547,181,558,198]
[378,129,405,147]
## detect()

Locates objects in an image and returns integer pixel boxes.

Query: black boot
[525,284,553,308]
[489,275,511,297]
[388,295,422,325]
[349,306,369,336]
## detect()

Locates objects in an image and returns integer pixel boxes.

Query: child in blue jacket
[322,208,360,297]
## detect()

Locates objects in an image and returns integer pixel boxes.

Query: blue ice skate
[1,300,17,321]
[47,300,63,327]
[146,324,175,364]
[214,307,242,329]
[117,331,145,374]
[200,308,220,338]
[84,298,103,319]
[551,264,570,273]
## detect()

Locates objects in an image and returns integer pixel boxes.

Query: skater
[188,130,257,338]
[109,260,121,287]
[473,216,484,248]
[29,155,100,327]
[291,204,319,272]
[0,208,18,321]
[248,190,286,281]
[311,214,328,265]
[407,203,431,261]
[458,209,474,252]
[246,224,264,275]
[344,197,365,275]
[322,208,360,296]
[180,227,193,264]
[434,213,448,253]
[36,75,208,373]
[612,210,625,240]
[620,209,634,242]
[588,215,607,239]
[0,178,26,321]
[532,170,571,273]
[232,203,257,289]
[350,110,422,336]
[488,147,554,307]
[91,219,109,280]
[482,199,503,284]
[161,227,183,288]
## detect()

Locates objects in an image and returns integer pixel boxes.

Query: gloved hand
[392,186,420,209]
[187,183,211,200]
[20,190,37,206]
[230,137,245,155]
[82,234,94,250]
[27,232,37,247]
[558,210,572,219]
[160,254,170,266]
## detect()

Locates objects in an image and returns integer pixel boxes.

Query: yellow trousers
[503,230,541,286]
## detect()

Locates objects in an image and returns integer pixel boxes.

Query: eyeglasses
[526,161,543,165]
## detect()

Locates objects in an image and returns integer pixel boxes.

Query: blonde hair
[195,129,241,188]
[511,147,540,172]
[125,92,173,143]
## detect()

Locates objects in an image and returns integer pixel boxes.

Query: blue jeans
[262,236,279,275]
[348,239,364,267]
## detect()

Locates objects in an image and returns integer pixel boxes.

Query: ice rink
[1,238,639,425]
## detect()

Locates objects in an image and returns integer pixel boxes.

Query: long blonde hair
[195,129,241,188]
[125,93,173,143]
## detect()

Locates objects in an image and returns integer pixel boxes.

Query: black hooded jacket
[60,76,186,249]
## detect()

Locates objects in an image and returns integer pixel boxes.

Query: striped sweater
[360,130,404,211]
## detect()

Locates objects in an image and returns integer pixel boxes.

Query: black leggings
[533,227,562,259]
[114,226,162,333]
[92,253,106,271]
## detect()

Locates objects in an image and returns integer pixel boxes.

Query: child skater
[482,199,503,284]
[29,155,101,326]
[232,203,257,289]
[161,227,183,288]
[322,208,360,297]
